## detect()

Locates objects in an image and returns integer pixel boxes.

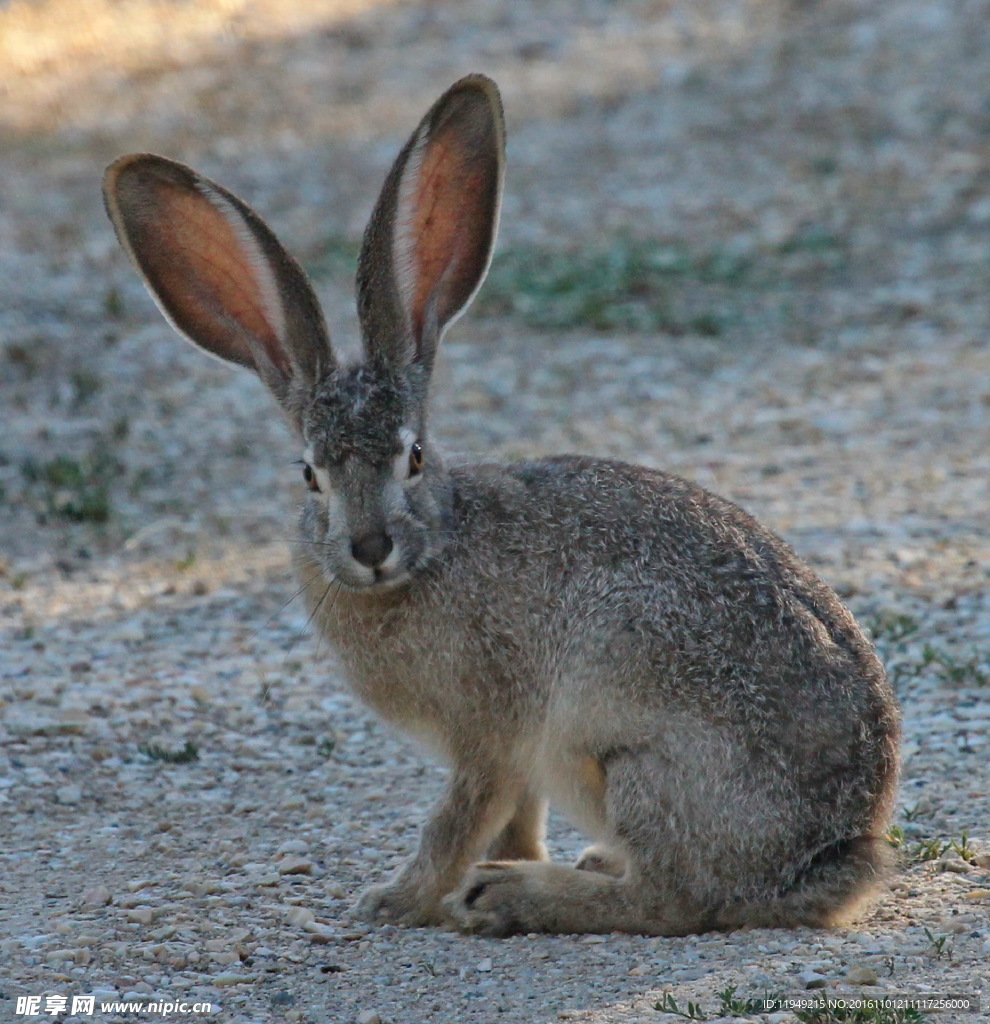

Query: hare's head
[103,75,504,590]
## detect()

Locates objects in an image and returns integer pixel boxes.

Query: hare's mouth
[333,563,413,593]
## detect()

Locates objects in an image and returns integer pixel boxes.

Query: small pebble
[278,856,314,876]
[845,964,878,985]
[80,886,111,909]
[939,851,971,874]
[212,971,256,986]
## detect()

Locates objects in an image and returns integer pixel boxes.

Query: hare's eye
[302,463,321,493]
[408,442,424,477]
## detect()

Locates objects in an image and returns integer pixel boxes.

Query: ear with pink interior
[103,154,335,401]
[356,74,505,375]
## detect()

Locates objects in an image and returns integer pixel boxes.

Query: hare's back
[448,455,885,713]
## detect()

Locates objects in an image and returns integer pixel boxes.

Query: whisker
[245,567,327,650]
[285,577,335,664]
[314,579,344,662]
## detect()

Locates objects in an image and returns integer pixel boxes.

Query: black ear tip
[452,72,500,97]
[103,154,195,212]
[440,74,503,119]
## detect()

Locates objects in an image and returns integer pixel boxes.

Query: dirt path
[1,2,988,1022]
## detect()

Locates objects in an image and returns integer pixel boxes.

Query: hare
[103,74,899,936]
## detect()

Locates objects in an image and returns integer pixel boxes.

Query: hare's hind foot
[443,861,699,937]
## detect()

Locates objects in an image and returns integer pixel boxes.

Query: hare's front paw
[575,843,627,878]
[354,882,445,928]
[442,861,534,937]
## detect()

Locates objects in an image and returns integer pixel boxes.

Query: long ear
[103,154,335,401]
[356,74,504,374]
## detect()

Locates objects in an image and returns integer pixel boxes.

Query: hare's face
[103,76,502,594]
[298,366,450,591]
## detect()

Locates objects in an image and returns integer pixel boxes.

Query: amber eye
[408,441,424,477]
[302,463,321,493]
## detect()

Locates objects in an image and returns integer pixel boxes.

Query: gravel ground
[1,1,989,1022]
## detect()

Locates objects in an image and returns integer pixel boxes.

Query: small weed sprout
[912,837,950,862]
[138,740,199,764]
[654,992,707,1020]
[901,802,927,823]
[717,986,782,1017]
[950,829,975,862]
[923,928,951,961]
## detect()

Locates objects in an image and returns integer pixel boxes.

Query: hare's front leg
[486,790,549,861]
[356,767,523,927]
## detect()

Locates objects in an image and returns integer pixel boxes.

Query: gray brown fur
[103,74,900,937]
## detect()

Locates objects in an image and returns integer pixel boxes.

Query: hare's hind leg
[444,749,710,936]
[443,859,702,936]
[486,790,549,861]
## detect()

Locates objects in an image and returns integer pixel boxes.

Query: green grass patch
[863,611,921,647]
[304,229,847,338]
[21,448,120,524]
[474,240,747,334]
[889,642,989,689]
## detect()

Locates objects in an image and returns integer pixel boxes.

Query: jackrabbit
[103,74,899,936]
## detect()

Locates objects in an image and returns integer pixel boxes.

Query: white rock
[476,957,493,972]
[56,784,82,805]
[285,906,315,927]
[356,1012,383,1024]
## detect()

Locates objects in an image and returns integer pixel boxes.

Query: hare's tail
[716,833,895,930]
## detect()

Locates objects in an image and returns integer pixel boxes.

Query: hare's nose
[351,532,394,568]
